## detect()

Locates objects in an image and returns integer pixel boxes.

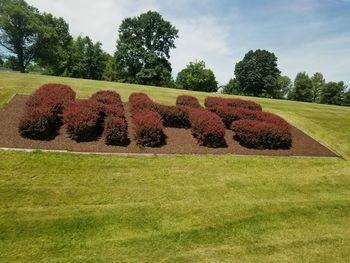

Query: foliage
[320,81,347,105]
[291,72,313,102]
[311,72,325,102]
[176,95,201,108]
[276,75,292,99]
[129,92,155,115]
[0,0,71,72]
[234,49,281,98]
[63,99,101,142]
[176,60,218,92]
[104,116,129,146]
[231,119,292,149]
[62,36,110,80]
[153,104,190,128]
[114,11,178,87]
[204,96,262,111]
[132,110,166,147]
[223,78,240,95]
[188,108,226,148]
[18,83,75,139]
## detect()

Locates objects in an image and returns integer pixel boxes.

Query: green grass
[0,72,350,262]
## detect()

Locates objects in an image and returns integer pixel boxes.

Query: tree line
[0,0,349,106]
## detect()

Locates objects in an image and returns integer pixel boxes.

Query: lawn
[0,72,350,262]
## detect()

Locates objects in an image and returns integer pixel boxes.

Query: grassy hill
[0,72,349,262]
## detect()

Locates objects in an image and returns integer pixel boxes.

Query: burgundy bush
[129,93,155,115]
[188,108,226,148]
[132,110,166,147]
[205,97,262,111]
[176,95,201,108]
[153,104,190,128]
[19,84,76,139]
[231,120,292,149]
[63,99,101,141]
[104,116,129,146]
[18,106,58,139]
[91,90,122,105]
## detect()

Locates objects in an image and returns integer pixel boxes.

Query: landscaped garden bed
[0,84,338,156]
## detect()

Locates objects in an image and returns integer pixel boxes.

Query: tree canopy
[176,60,218,92]
[0,0,71,72]
[320,81,347,105]
[113,11,178,87]
[291,72,313,102]
[234,49,281,98]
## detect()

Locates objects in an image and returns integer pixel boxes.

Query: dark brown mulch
[0,94,338,157]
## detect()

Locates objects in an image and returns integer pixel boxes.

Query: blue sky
[18,1,350,85]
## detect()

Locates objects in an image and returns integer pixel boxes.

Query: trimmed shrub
[129,93,155,115]
[133,110,166,147]
[63,99,101,142]
[153,104,190,128]
[231,120,292,149]
[91,90,122,105]
[19,84,76,139]
[18,106,59,139]
[104,116,129,146]
[205,97,262,111]
[188,108,226,148]
[176,95,201,108]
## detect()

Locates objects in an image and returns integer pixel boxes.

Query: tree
[234,49,281,97]
[311,72,325,102]
[320,81,346,105]
[114,11,178,87]
[63,36,110,80]
[223,78,240,95]
[0,0,71,73]
[291,72,313,102]
[276,75,292,99]
[176,60,218,92]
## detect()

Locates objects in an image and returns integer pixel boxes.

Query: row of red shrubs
[205,96,292,149]
[19,84,76,139]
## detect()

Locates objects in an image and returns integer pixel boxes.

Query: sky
[23,0,350,85]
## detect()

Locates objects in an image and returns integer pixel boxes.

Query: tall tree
[292,72,313,102]
[0,0,71,73]
[223,78,240,95]
[276,75,292,99]
[320,81,347,105]
[234,49,281,97]
[114,11,178,87]
[311,72,325,102]
[176,60,218,92]
[63,36,110,80]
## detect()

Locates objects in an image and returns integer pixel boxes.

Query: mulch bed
[0,94,338,157]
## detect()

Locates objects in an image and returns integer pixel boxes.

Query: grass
[0,72,350,262]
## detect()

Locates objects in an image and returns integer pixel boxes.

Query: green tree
[114,11,178,86]
[311,72,325,102]
[63,36,109,80]
[343,89,350,106]
[223,78,240,95]
[292,72,313,102]
[0,0,71,73]
[276,75,292,99]
[176,60,218,92]
[320,81,346,105]
[234,49,281,97]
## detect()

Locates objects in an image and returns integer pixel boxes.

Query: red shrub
[19,84,76,139]
[104,104,125,119]
[129,93,155,115]
[18,106,59,139]
[104,116,129,146]
[91,90,122,105]
[153,104,190,128]
[132,110,166,147]
[188,108,226,148]
[231,120,292,149]
[205,97,262,111]
[176,95,201,108]
[63,99,101,141]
